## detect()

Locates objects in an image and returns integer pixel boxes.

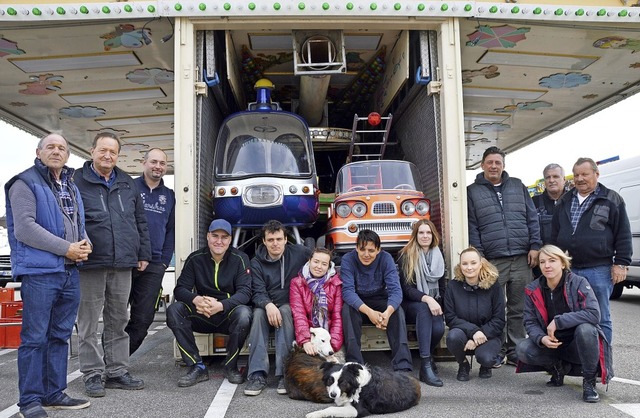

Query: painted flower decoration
[127,68,174,85]
[473,122,511,132]
[495,101,552,112]
[59,106,106,118]
[539,73,591,89]
[0,37,26,58]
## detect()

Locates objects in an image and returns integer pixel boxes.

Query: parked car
[324,160,430,253]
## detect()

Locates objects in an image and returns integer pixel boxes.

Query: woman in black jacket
[444,247,505,381]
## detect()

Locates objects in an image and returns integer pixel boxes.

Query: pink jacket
[290,268,343,352]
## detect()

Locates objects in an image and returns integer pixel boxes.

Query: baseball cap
[208,219,232,235]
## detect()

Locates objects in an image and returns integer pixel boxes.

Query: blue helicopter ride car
[212,79,319,249]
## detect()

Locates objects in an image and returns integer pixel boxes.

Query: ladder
[347,113,393,163]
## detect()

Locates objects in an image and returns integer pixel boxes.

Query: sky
[2,92,640,216]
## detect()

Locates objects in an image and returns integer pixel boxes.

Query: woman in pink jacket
[290,248,343,355]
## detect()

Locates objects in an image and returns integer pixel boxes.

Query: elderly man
[74,132,151,398]
[467,146,542,367]
[533,163,566,245]
[6,134,92,418]
[551,157,632,343]
[126,148,175,354]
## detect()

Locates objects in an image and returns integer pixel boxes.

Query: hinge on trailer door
[427,66,442,96]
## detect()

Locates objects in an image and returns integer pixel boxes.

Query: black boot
[430,357,438,375]
[419,357,443,387]
[457,360,471,382]
[546,361,566,387]
[582,376,600,403]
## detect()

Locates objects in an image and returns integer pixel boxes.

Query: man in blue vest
[126,148,175,354]
[6,133,92,418]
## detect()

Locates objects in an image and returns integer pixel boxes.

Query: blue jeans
[247,304,294,377]
[572,265,613,343]
[18,267,80,408]
[402,300,445,358]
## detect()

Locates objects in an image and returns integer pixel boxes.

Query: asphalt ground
[1,288,640,418]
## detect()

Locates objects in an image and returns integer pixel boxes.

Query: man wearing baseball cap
[166,219,252,387]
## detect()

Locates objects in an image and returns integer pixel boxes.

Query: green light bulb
[464,4,472,11]
[248,2,256,10]
[533,7,542,14]
[554,8,562,15]
[57,6,66,14]
[440,4,448,11]
[224,3,231,10]
[370,3,377,10]
[7,7,17,15]
[175,3,182,11]
[346,2,353,10]
[323,3,329,10]
[199,3,206,10]
[80,5,88,13]
[148,5,156,12]
[274,3,281,10]
[32,7,41,15]
[511,6,519,13]
[124,4,132,12]
[575,8,584,16]
[597,9,606,16]
[298,2,305,10]
[619,10,628,16]
[489,5,497,13]
[418,3,425,11]
[101,6,110,13]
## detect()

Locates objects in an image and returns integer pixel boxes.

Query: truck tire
[610,283,624,300]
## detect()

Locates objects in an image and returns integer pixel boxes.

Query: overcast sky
[2,92,640,216]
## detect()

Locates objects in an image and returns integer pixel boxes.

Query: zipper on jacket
[99,189,107,211]
[117,190,125,212]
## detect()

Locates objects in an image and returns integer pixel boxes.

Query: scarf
[415,247,445,298]
[302,262,330,330]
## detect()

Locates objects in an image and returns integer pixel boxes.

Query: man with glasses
[166,219,252,387]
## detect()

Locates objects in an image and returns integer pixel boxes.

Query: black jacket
[551,184,632,268]
[533,191,563,245]
[73,161,151,269]
[251,243,311,308]
[444,274,505,340]
[174,246,251,314]
[467,171,542,259]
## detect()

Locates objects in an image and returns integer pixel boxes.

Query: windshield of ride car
[214,113,313,178]
[335,160,421,194]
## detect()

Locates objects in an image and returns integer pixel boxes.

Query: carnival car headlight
[416,200,430,216]
[245,186,281,205]
[336,203,352,218]
[401,201,416,216]
[352,202,367,218]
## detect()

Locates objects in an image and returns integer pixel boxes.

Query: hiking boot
[277,377,288,394]
[457,360,471,381]
[18,403,48,418]
[224,366,244,385]
[178,365,209,387]
[419,357,443,387]
[42,393,90,410]
[582,377,600,403]
[479,366,492,379]
[546,361,567,387]
[105,372,145,390]
[84,375,105,398]
[244,372,267,396]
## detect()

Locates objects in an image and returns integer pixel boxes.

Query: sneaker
[18,403,48,418]
[105,372,145,390]
[277,377,288,395]
[42,393,90,410]
[178,365,209,387]
[492,354,504,369]
[244,372,267,396]
[84,375,105,398]
[479,366,492,379]
[457,360,471,382]
[505,355,518,367]
[223,366,244,385]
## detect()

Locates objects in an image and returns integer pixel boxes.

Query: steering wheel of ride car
[393,184,414,190]
[347,186,367,192]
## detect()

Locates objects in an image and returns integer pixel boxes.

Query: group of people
[6,133,174,418]
[5,134,630,417]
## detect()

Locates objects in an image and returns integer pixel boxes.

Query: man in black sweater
[166,219,252,387]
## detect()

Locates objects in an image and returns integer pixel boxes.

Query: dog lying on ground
[305,362,422,418]
[284,327,344,403]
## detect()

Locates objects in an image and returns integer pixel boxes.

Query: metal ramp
[347,113,393,162]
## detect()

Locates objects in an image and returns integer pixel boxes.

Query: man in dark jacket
[6,134,92,418]
[166,219,252,387]
[244,220,311,397]
[126,148,176,355]
[533,163,566,246]
[73,132,151,398]
[467,146,542,367]
[551,157,632,343]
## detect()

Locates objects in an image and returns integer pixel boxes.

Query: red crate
[0,288,14,303]
[0,318,22,349]
[1,301,22,318]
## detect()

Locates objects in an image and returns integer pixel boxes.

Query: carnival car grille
[353,221,413,233]
[372,202,396,215]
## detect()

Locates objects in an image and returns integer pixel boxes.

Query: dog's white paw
[306,411,322,418]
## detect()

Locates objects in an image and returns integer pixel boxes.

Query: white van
[598,156,640,299]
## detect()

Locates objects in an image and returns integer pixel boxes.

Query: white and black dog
[284,328,344,403]
[306,362,422,418]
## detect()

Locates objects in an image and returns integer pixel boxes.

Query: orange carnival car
[324,160,430,253]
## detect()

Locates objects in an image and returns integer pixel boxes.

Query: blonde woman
[516,245,613,403]
[398,220,445,387]
[444,247,505,381]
